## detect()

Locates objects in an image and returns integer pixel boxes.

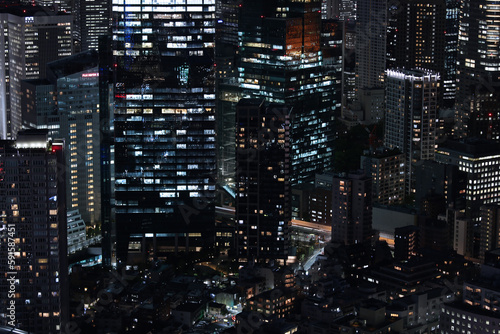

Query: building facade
[238,0,334,183]
[0,6,72,139]
[331,171,373,245]
[112,0,216,263]
[0,131,68,333]
[454,0,500,139]
[235,99,290,264]
[385,69,439,194]
[436,139,500,259]
[355,0,386,90]
[361,148,405,205]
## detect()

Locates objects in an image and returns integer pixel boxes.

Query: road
[303,247,324,271]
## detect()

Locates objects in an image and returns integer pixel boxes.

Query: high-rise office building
[238,0,335,183]
[355,0,386,90]
[443,0,460,108]
[454,0,500,139]
[389,0,445,75]
[0,131,68,333]
[48,52,101,225]
[215,0,241,188]
[321,0,356,21]
[98,34,115,267]
[321,19,344,120]
[0,5,73,139]
[385,69,439,194]
[78,0,111,52]
[22,51,102,225]
[112,0,217,263]
[235,99,290,264]
[341,20,357,111]
[436,139,500,259]
[331,171,373,245]
[386,0,460,109]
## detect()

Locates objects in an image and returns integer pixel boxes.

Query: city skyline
[0,0,500,333]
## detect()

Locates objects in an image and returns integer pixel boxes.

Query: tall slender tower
[112,0,216,263]
[235,99,290,264]
[0,131,68,333]
[385,69,439,194]
[355,0,387,90]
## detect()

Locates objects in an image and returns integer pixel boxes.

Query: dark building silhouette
[413,160,467,214]
[235,99,291,264]
[394,225,419,261]
[331,171,373,245]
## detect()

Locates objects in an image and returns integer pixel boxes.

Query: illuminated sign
[82,73,99,78]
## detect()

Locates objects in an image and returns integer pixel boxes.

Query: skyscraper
[238,0,334,183]
[112,0,216,263]
[78,0,111,51]
[387,0,447,107]
[385,68,439,194]
[235,99,290,264]
[443,0,460,108]
[0,131,68,333]
[215,0,241,187]
[0,4,73,139]
[21,51,102,226]
[331,171,372,245]
[454,0,500,138]
[355,0,386,90]
[48,51,101,225]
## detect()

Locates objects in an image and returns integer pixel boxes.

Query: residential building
[360,147,405,205]
[0,131,68,333]
[385,68,439,194]
[479,205,500,263]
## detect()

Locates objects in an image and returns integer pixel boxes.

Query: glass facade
[455,0,500,138]
[238,0,334,184]
[0,6,72,140]
[112,0,216,262]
